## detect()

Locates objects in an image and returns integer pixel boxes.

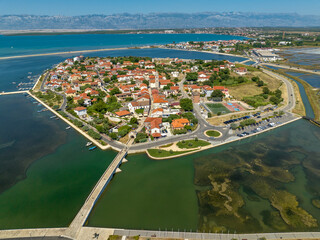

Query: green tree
[257,80,265,87]
[109,132,118,140]
[142,80,149,86]
[180,98,193,111]
[186,72,198,81]
[252,76,260,82]
[130,117,138,125]
[211,90,225,98]
[110,87,121,95]
[263,87,270,94]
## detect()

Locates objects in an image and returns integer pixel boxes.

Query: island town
[1,28,320,240]
[1,40,320,240]
[23,51,300,160]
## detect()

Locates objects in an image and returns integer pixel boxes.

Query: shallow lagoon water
[88,120,320,233]
[1,44,319,232]
[0,95,117,229]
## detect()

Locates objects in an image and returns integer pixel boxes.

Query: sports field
[206,103,231,114]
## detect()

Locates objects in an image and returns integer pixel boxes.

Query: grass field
[205,130,221,137]
[229,71,282,101]
[177,140,211,149]
[206,103,231,114]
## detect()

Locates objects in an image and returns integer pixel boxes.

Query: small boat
[50,116,56,119]
[66,126,71,130]
[86,142,93,147]
[89,146,96,151]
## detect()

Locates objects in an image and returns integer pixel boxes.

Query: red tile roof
[115,110,131,117]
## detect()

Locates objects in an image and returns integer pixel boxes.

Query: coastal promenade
[0,90,28,95]
[1,226,320,240]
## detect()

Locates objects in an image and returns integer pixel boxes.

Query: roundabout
[204,130,222,138]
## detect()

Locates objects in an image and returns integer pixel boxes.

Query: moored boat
[86,142,93,147]
[89,146,96,151]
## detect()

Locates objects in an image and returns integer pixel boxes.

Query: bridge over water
[67,145,130,238]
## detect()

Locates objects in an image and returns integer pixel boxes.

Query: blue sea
[0,33,247,58]
[1,33,320,232]
[0,48,247,92]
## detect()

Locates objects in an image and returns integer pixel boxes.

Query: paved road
[0,237,71,240]
[43,62,299,153]
[40,72,50,91]
[68,147,129,239]
[114,228,320,240]
[260,67,296,112]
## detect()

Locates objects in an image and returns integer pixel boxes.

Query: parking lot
[234,114,290,137]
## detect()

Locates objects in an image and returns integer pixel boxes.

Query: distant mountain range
[1,12,320,30]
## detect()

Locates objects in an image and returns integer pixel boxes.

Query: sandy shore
[0,45,249,61]
[0,46,151,60]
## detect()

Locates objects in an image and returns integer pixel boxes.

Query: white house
[128,101,150,113]
[74,107,87,117]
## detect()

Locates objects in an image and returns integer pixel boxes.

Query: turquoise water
[88,120,320,233]
[0,95,117,229]
[0,48,246,92]
[87,155,199,231]
[0,34,247,57]
[1,44,319,232]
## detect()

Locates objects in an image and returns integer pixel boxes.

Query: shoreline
[146,116,302,160]
[161,47,249,59]
[0,45,249,61]
[1,90,302,158]
[0,46,151,60]
[28,92,110,150]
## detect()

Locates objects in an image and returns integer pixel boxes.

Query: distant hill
[1,12,320,30]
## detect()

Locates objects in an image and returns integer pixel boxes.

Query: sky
[0,0,319,16]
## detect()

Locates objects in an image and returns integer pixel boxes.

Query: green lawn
[206,103,231,115]
[147,149,192,158]
[206,130,221,137]
[160,143,174,148]
[177,140,211,149]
